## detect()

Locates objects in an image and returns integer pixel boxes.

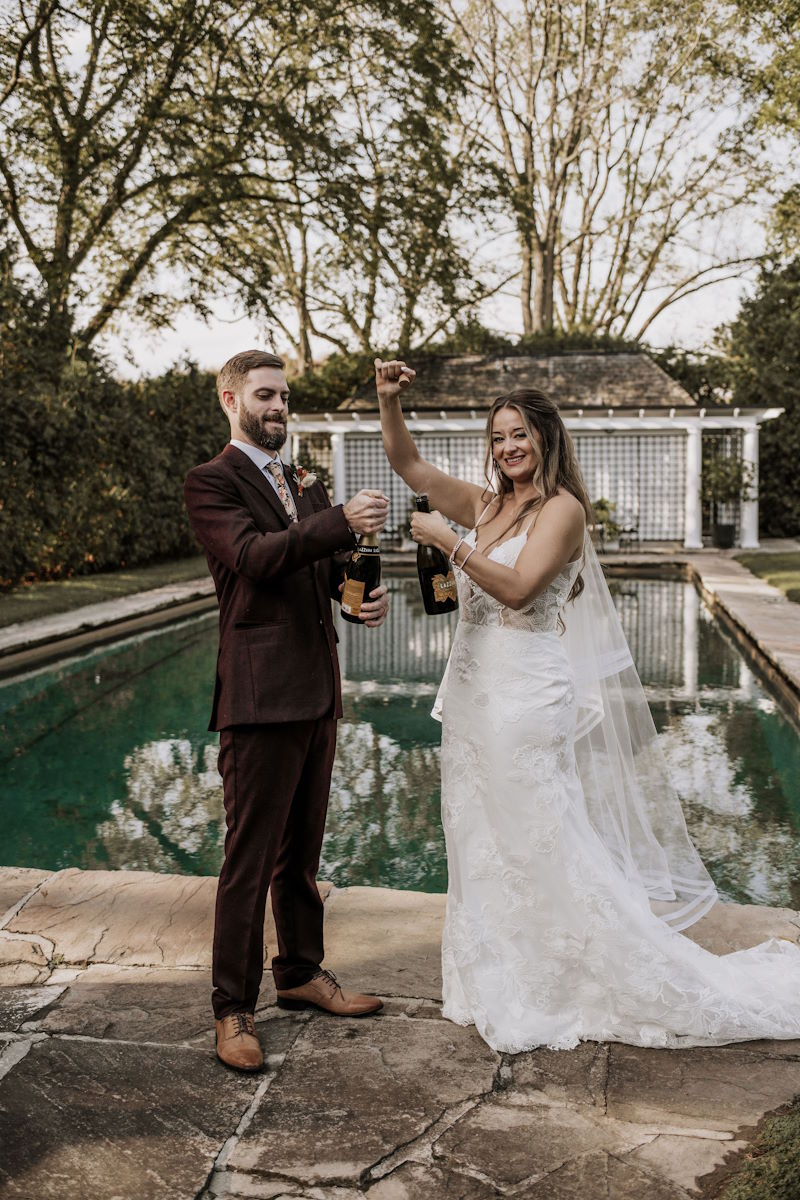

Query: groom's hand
[375,357,415,403]
[343,488,389,535]
[338,582,390,627]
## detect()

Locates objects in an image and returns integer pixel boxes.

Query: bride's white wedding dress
[433,507,800,1053]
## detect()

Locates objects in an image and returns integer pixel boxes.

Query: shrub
[0,359,226,588]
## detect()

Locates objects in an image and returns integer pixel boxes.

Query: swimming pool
[2,576,799,905]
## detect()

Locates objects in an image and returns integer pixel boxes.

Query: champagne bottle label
[341,577,366,615]
[432,571,457,603]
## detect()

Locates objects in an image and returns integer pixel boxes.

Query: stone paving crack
[504,1149,592,1196]
[493,1054,514,1093]
[0,1035,45,1083]
[196,1072,278,1199]
[361,1077,510,1191]
[598,1042,610,1115]
[0,927,56,959]
[33,1031,218,1053]
[196,1016,309,1200]
[0,872,59,931]
[18,984,68,1030]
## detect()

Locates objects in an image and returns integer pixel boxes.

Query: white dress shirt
[230,439,290,501]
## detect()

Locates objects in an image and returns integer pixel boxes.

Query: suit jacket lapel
[225,443,292,528]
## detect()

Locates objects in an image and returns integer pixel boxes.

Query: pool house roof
[339,350,692,412]
[287,352,781,434]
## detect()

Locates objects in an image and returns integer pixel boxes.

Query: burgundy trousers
[212,718,337,1019]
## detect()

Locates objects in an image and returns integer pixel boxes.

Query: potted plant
[591,498,621,552]
[701,453,755,549]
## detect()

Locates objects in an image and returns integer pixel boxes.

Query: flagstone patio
[1,866,799,1199]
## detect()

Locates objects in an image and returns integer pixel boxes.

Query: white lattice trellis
[290,404,779,549]
[345,433,489,538]
[574,433,686,541]
[343,430,687,540]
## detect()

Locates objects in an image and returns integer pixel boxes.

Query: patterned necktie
[266,459,298,522]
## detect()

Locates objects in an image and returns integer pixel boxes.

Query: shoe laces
[312,968,342,995]
[229,1011,256,1038]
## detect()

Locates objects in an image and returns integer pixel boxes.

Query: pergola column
[331,432,346,506]
[681,583,699,697]
[684,426,703,549]
[740,425,759,549]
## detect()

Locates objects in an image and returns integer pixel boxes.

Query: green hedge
[0,362,226,588]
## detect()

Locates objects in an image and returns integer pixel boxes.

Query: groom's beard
[239,399,288,451]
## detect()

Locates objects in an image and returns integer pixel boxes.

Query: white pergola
[288,405,783,549]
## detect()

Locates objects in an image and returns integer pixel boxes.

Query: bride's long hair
[482,388,593,603]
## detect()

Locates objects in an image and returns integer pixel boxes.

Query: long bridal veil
[562,532,717,931]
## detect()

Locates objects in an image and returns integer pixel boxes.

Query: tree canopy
[0,0,475,367]
[723,259,800,536]
[4,0,792,369]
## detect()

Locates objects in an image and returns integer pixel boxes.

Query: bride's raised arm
[375,357,486,529]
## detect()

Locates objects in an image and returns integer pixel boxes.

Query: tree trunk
[294,298,314,374]
[533,242,555,332]
[520,234,534,335]
[397,294,418,357]
[44,275,73,364]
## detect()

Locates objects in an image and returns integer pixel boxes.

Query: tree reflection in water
[96,740,222,874]
[2,578,799,905]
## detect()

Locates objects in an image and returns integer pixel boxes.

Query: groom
[184,349,389,1071]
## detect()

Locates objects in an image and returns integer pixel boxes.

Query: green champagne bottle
[414,495,458,615]
[340,532,381,624]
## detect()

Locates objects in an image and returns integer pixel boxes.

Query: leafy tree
[214,6,492,369]
[722,260,800,536]
[284,350,376,412]
[0,223,56,385]
[0,0,399,366]
[443,0,763,337]
[719,1,800,257]
[649,345,734,406]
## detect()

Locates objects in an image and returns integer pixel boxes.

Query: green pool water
[2,577,800,906]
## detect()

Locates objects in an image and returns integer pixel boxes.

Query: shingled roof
[340,351,694,411]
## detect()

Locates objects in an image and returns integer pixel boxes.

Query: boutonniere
[292,465,318,496]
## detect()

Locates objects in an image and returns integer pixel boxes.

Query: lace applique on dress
[454,527,579,634]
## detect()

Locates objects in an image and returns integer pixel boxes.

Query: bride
[375,355,800,1053]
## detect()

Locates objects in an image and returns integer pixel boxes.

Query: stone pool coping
[1,865,800,1198]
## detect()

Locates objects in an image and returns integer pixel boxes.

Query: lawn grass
[734,552,800,604]
[703,1096,800,1200]
[0,556,209,628]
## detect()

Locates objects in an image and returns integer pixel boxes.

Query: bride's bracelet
[449,538,476,570]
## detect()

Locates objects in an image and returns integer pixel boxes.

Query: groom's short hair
[217,350,285,407]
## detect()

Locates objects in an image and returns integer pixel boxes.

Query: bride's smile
[491,408,542,491]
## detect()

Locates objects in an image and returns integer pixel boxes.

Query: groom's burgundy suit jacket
[184,443,355,731]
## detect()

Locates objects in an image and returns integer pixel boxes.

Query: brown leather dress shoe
[215,1011,263,1071]
[276,969,383,1017]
